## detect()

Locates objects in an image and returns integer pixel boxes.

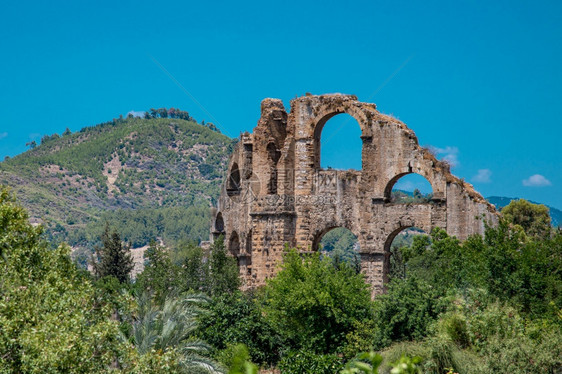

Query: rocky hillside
[0,115,235,261]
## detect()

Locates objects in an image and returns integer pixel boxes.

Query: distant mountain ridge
[487,196,561,227]
[0,114,235,260]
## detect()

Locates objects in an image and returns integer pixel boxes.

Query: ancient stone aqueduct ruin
[212,94,498,296]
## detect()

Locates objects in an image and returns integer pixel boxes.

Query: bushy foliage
[448,290,562,373]
[198,292,283,366]
[263,249,373,354]
[135,241,181,305]
[379,340,477,374]
[399,228,464,291]
[467,221,562,316]
[206,237,240,297]
[371,277,447,349]
[217,343,258,374]
[341,351,383,374]
[0,187,123,372]
[90,223,134,283]
[135,236,239,304]
[398,222,562,318]
[278,349,344,374]
[502,198,552,238]
[382,289,562,373]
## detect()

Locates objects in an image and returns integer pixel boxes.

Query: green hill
[0,114,235,262]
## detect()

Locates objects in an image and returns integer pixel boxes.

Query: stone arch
[266,142,281,194]
[228,231,240,258]
[215,212,225,233]
[311,106,370,170]
[383,225,426,253]
[226,163,241,196]
[382,225,430,283]
[311,222,359,252]
[312,103,370,137]
[383,170,436,202]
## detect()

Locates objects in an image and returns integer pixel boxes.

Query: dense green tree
[0,186,123,372]
[91,223,134,283]
[263,249,373,354]
[157,108,168,118]
[135,241,180,305]
[181,243,209,293]
[370,277,447,349]
[401,228,465,291]
[198,292,283,366]
[465,220,562,316]
[502,198,551,238]
[207,236,240,297]
[398,221,561,317]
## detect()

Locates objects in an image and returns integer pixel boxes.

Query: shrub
[278,349,344,374]
[371,277,447,349]
[263,249,373,354]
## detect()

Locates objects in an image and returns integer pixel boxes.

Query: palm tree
[132,293,223,373]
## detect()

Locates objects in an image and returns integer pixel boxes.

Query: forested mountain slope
[0,115,235,258]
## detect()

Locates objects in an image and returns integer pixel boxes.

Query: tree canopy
[91,223,134,283]
[0,187,122,372]
[501,198,552,238]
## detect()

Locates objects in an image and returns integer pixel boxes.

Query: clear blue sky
[1,0,561,208]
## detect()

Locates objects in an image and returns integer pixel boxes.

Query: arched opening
[215,212,225,233]
[228,231,240,259]
[384,226,430,281]
[226,163,241,196]
[315,227,360,271]
[315,113,363,170]
[267,143,281,194]
[386,173,433,203]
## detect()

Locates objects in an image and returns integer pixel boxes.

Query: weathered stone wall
[213,94,498,295]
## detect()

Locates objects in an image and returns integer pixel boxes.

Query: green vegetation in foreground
[0,112,235,254]
[0,186,215,373]
[197,199,562,373]
[1,187,561,373]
